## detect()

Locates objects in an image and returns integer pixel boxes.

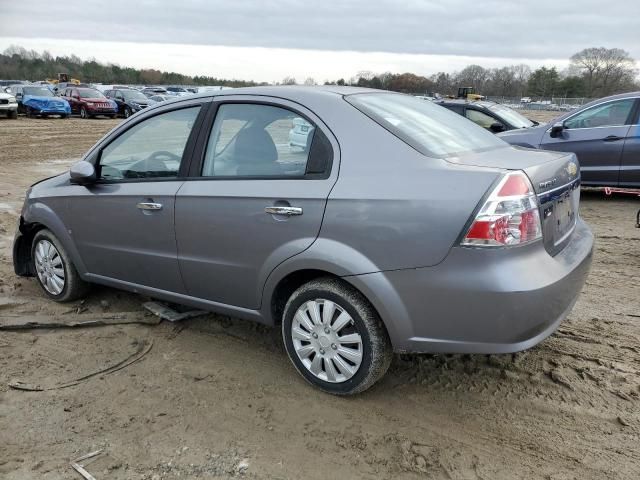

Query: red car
[60,87,118,119]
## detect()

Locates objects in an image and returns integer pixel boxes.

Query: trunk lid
[447,146,581,255]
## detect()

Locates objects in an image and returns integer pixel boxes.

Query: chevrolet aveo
[13,87,594,395]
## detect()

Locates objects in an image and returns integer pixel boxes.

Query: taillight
[461,171,542,247]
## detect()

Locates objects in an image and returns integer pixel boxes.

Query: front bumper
[0,102,18,111]
[347,218,594,354]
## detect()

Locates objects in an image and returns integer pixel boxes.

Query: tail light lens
[462,171,542,247]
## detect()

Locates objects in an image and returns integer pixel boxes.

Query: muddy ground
[0,116,639,480]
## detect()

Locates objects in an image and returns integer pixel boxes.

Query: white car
[0,91,18,119]
[289,117,315,149]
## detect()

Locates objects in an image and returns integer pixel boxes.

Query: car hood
[497,124,548,147]
[23,95,62,102]
[0,92,15,100]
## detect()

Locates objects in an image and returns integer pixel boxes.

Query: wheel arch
[17,202,88,277]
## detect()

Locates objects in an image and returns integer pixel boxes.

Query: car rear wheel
[282,277,392,395]
[31,229,89,302]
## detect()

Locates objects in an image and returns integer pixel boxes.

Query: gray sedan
[499,92,640,188]
[13,87,593,394]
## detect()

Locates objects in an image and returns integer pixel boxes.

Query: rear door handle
[137,202,163,211]
[603,135,624,142]
[265,206,303,216]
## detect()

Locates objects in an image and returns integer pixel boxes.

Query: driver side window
[564,99,635,129]
[99,106,200,181]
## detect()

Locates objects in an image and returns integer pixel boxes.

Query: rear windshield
[346,93,506,157]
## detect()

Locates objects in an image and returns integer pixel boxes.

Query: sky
[1,0,638,83]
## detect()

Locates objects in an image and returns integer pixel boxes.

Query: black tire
[25,106,32,118]
[124,107,132,118]
[80,107,88,119]
[31,229,89,302]
[282,277,392,395]
[9,110,18,119]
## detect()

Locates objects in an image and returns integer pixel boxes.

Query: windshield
[23,87,54,97]
[78,88,106,99]
[488,104,534,128]
[347,93,506,157]
[122,90,148,102]
[168,87,186,92]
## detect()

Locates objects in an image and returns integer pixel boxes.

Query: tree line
[0,46,260,87]
[1,45,637,99]
[312,48,638,99]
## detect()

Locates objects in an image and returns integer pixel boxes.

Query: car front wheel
[124,107,132,118]
[31,229,89,302]
[282,278,392,395]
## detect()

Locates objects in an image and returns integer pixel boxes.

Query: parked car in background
[0,90,18,119]
[149,94,173,103]
[7,84,70,118]
[60,87,118,118]
[499,91,640,188]
[104,88,155,118]
[437,99,538,133]
[13,86,593,395]
[166,86,190,96]
[142,87,169,98]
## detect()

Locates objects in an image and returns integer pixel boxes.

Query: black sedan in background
[104,88,156,118]
[499,92,640,188]
[437,99,538,133]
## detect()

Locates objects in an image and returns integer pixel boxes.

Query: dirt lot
[0,116,639,480]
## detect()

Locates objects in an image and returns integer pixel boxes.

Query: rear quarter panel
[314,98,501,272]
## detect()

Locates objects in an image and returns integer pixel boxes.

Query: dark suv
[104,88,155,118]
[437,99,538,133]
[60,87,117,119]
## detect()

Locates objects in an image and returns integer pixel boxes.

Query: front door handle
[137,202,163,211]
[265,206,303,216]
[603,135,624,142]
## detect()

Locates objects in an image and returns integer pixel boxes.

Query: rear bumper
[346,218,594,354]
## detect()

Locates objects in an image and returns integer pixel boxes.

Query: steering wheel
[148,150,181,162]
[124,151,181,178]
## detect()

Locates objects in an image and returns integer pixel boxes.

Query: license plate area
[539,180,579,255]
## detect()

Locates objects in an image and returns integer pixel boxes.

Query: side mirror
[550,122,564,138]
[489,122,506,133]
[70,160,97,185]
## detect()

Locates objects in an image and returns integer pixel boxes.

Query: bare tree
[303,77,317,86]
[281,76,297,85]
[570,47,636,96]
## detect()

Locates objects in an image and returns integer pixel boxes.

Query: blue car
[7,85,70,118]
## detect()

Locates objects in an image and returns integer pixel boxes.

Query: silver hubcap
[292,299,363,383]
[34,240,65,295]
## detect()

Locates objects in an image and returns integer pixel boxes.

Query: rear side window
[202,103,330,178]
[346,93,506,157]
